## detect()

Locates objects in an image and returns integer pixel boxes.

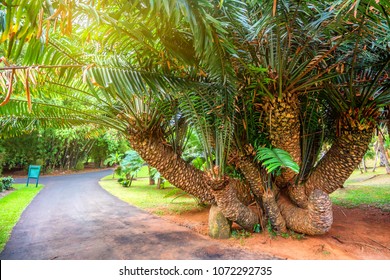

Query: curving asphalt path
[0,170,278,260]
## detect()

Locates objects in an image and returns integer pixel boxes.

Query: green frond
[255,147,300,174]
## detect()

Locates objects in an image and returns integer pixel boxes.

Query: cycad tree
[1,0,389,236]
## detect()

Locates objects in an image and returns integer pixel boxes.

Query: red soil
[162,205,390,260]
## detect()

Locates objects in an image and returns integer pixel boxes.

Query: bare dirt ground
[162,205,390,260]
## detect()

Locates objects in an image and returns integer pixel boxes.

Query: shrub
[74,160,85,171]
[117,177,131,187]
[0,176,14,191]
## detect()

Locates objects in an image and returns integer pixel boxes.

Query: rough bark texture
[128,131,258,230]
[235,155,287,232]
[305,128,373,195]
[208,204,232,239]
[262,191,287,233]
[235,154,265,197]
[287,185,308,208]
[262,93,302,184]
[277,189,333,235]
[262,93,308,208]
[210,178,259,231]
[128,133,215,204]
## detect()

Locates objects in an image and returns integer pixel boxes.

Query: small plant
[231,229,252,245]
[266,220,277,238]
[0,176,14,191]
[253,223,262,233]
[117,150,144,187]
[290,231,305,240]
[315,244,331,256]
[117,177,131,187]
[280,232,290,239]
[231,229,252,239]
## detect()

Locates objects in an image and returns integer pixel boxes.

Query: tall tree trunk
[127,131,258,230]
[378,132,390,174]
[156,177,162,189]
[148,166,155,185]
[305,126,374,195]
[362,158,367,173]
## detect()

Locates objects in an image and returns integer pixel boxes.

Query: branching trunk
[127,131,258,230]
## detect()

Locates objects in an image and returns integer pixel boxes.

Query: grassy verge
[330,167,390,211]
[99,175,205,215]
[0,184,43,252]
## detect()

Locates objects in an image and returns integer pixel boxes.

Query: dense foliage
[0,127,128,174]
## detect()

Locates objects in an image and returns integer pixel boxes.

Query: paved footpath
[0,170,278,260]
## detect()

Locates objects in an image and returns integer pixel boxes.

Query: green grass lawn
[136,166,150,178]
[99,175,205,215]
[330,167,390,211]
[0,184,43,252]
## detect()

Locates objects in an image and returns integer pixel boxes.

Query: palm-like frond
[255,147,300,174]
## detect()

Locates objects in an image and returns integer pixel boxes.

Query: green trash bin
[26,165,41,187]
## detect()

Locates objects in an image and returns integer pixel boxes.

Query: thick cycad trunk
[125,110,373,236]
[278,189,333,235]
[253,95,375,235]
[210,178,259,230]
[262,93,302,184]
[305,127,374,195]
[236,154,332,234]
[262,93,309,209]
[127,133,215,204]
[127,131,259,230]
[235,154,288,232]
